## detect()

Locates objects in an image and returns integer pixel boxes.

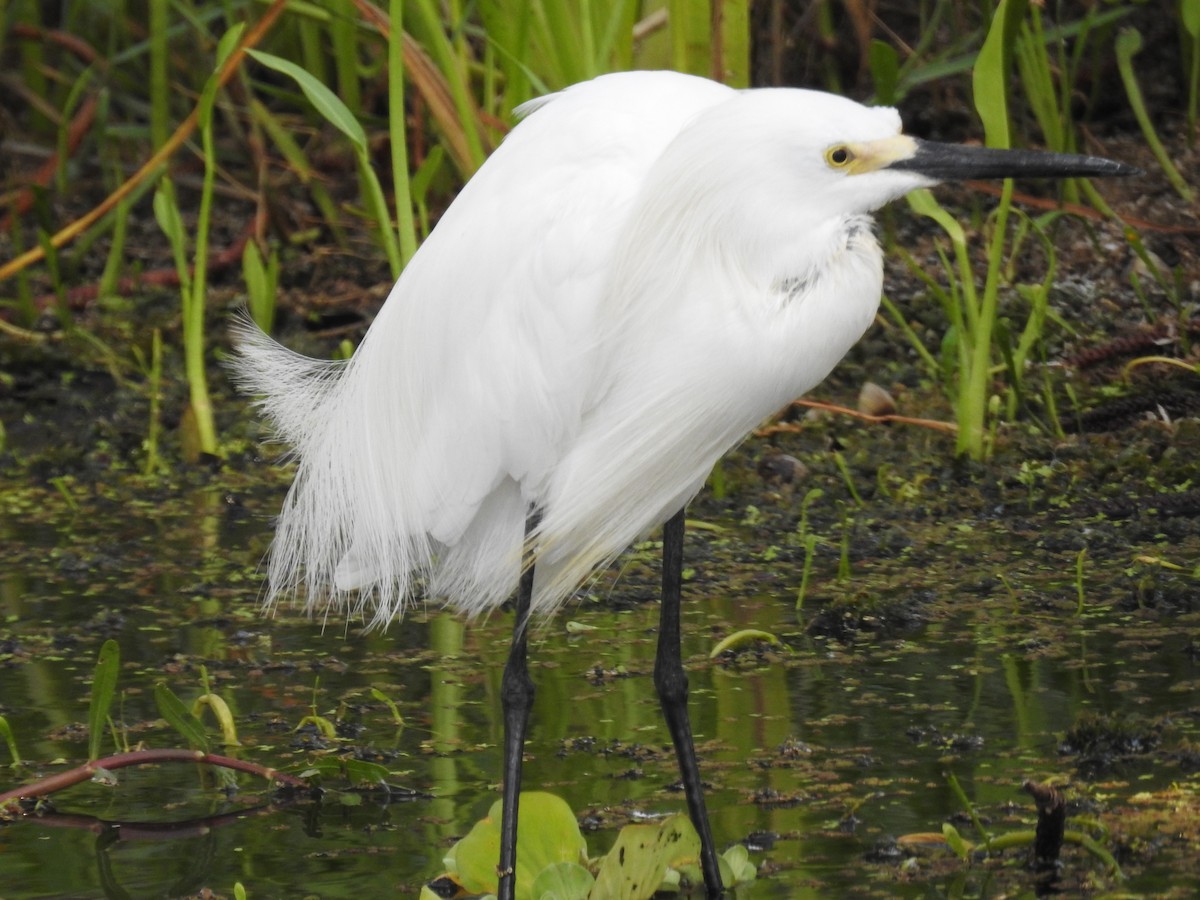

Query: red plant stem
[0,748,308,813]
[756,399,959,436]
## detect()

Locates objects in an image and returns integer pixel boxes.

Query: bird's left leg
[655,508,725,896]
[497,510,540,900]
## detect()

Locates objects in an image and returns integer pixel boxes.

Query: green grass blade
[389,0,418,266]
[246,49,368,153]
[973,0,1028,149]
[1115,28,1195,202]
[409,0,487,172]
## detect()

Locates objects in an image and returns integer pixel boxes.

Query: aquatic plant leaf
[942,823,971,860]
[447,792,587,896]
[591,814,700,900]
[87,639,120,761]
[154,682,210,752]
[709,629,782,658]
[0,715,22,766]
[531,861,594,899]
[192,693,239,748]
[721,843,758,884]
[369,686,405,726]
[337,757,392,785]
[246,50,367,153]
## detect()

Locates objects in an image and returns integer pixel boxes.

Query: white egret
[233,71,1134,897]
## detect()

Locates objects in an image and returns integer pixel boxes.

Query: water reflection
[1,482,1197,897]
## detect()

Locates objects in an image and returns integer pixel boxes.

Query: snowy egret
[233,71,1134,897]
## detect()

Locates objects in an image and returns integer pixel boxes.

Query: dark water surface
[3,456,1199,898]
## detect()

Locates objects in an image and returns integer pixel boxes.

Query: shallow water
[2,465,1199,898]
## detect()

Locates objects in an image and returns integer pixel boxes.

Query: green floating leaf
[246,49,367,153]
[531,860,594,900]
[88,639,120,761]
[155,682,210,753]
[721,843,758,884]
[447,792,587,897]
[592,814,700,900]
[709,629,782,659]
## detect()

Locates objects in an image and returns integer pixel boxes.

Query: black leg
[497,511,539,900]
[655,508,724,896]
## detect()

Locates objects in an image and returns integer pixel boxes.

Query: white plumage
[233,70,1136,897]
[232,71,980,625]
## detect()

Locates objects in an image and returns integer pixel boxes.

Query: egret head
[664,87,1136,231]
[635,86,1135,280]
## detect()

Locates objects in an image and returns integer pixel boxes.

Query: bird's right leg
[497,510,540,900]
[655,508,725,896]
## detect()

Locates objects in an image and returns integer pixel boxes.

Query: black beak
[889,138,1140,181]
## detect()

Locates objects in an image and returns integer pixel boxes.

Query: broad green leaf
[448,792,587,896]
[721,843,758,884]
[246,49,367,152]
[592,814,700,900]
[155,682,210,752]
[88,639,120,761]
[531,860,593,899]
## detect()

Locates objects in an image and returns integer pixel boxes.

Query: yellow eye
[825,145,854,168]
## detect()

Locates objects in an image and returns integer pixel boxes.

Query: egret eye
[825,145,854,168]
